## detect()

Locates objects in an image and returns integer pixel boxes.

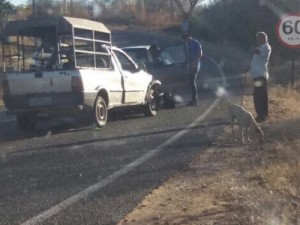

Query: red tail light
[71,76,83,92]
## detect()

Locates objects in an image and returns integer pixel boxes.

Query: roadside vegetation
[225,79,300,224]
[117,66,300,225]
[1,0,299,75]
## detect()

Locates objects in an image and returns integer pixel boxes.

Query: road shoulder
[117,89,300,225]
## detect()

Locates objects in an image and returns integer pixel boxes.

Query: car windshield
[160,45,186,64]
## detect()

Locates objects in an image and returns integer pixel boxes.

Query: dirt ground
[116,86,300,225]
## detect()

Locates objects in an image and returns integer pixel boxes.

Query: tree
[173,0,202,19]
[189,0,299,58]
[0,0,14,29]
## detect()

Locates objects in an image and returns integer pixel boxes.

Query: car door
[113,49,148,103]
[149,44,189,93]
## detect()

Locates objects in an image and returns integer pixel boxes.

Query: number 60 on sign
[276,13,300,48]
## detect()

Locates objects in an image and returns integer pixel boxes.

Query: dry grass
[117,82,300,225]
[269,85,300,119]
[99,3,180,28]
[224,84,300,224]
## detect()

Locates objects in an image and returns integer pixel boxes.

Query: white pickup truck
[1,16,161,131]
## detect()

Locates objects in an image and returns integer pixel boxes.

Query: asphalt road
[0,28,243,225]
[0,94,222,225]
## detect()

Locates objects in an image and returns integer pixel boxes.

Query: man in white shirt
[249,32,271,122]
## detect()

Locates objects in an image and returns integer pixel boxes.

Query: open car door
[148,44,189,93]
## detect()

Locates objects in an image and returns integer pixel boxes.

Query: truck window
[71,27,111,69]
[123,48,150,65]
[113,50,137,72]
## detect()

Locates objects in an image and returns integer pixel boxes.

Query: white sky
[9,0,210,7]
[8,0,27,6]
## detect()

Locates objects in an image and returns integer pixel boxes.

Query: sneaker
[255,116,266,123]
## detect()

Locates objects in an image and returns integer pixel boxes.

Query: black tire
[144,88,158,116]
[94,96,108,128]
[16,112,37,132]
[163,92,176,109]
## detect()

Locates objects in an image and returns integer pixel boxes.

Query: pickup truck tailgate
[4,71,82,111]
[8,71,72,94]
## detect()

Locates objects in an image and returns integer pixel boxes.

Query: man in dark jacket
[182,33,203,106]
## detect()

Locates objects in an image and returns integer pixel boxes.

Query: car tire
[94,96,108,128]
[16,112,37,132]
[144,88,159,116]
[164,92,176,109]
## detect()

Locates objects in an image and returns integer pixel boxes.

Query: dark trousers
[253,77,268,119]
[189,65,200,103]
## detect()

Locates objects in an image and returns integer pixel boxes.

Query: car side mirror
[137,63,147,71]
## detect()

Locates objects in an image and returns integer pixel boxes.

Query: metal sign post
[181,19,189,32]
[276,13,300,87]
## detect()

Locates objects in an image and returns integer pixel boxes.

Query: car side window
[123,49,149,65]
[113,50,137,72]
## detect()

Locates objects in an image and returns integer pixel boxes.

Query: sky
[9,0,210,7]
[8,0,27,6]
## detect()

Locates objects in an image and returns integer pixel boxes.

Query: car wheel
[16,112,37,132]
[94,96,108,128]
[144,88,158,116]
[163,92,176,109]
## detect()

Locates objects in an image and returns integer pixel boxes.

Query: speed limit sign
[276,13,300,48]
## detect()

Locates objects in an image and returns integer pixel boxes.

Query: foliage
[88,0,182,27]
[0,0,15,28]
[189,0,300,58]
[6,0,300,59]
[17,0,183,27]
[173,0,203,19]
[7,0,204,27]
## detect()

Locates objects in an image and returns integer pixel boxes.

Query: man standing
[249,32,271,122]
[149,44,162,66]
[183,33,203,106]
